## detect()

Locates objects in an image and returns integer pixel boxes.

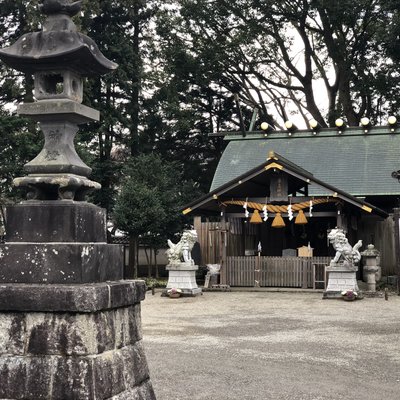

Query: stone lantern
[361,244,381,293]
[0,0,118,201]
[0,2,156,398]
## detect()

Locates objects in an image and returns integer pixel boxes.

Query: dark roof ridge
[212,125,397,141]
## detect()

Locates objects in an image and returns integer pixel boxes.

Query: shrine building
[183,123,398,288]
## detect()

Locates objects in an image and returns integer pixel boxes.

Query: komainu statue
[166,230,198,265]
[328,228,362,267]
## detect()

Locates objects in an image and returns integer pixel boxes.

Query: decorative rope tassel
[272,212,285,228]
[295,209,308,225]
[250,209,262,224]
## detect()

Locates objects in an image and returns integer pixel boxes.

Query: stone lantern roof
[0,0,117,76]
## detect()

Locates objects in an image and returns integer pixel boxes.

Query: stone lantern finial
[40,0,83,17]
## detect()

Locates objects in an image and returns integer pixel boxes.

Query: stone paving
[142,290,400,400]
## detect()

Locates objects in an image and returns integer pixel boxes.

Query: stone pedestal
[0,202,122,284]
[0,282,154,399]
[323,264,359,299]
[165,263,202,296]
[0,202,156,399]
[364,265,379,292]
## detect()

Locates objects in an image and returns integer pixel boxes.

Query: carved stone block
[5,201,107,243]
[0,242,123,284]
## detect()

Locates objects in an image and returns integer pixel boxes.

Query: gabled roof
[211,126,400,197]
[183,151,388,218]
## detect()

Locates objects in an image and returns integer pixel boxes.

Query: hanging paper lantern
[271,212,285,228]
[250,209,262,224]
[295,209,308,225]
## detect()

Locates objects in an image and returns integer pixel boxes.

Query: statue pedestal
[164,263,202,296]
[323,264,359,299]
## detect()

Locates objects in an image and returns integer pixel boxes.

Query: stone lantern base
[0,281,156,399]
[0,202,156,399]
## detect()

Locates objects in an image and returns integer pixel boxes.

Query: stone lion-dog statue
[328,228,362,266]
[166,230,198,265]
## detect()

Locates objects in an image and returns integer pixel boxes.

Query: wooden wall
[193,217,257,265]
[358,215,396,276]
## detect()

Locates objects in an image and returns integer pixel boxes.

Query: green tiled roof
[210,127,400,196]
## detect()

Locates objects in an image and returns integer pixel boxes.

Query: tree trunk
[0,204,6,242]
[338,72,359,126]
[148,248,153,278]
[128,235,138,279]
[154,249,159,279]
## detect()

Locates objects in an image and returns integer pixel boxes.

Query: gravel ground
[141,290,400,400]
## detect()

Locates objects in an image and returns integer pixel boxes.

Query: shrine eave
[182,152,388,219]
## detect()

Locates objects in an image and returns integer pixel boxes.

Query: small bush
[144,278,168,289]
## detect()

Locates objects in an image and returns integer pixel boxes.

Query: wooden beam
[393,208,400,295]
[231,196,316,203]
[225,212,337,218]
[220,208,227,285]
[249,109,258,131]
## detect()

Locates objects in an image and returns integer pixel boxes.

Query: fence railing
[225,256,331,288]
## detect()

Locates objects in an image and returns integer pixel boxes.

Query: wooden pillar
[193,216,201,229]
[241,218,246,255]
[393,208,400,295]
[336,203,346,230]
[219,208,228,285]
[193,216,202,265]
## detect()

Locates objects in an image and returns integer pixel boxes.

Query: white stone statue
[166,230,198,265]
[327,228,362,267]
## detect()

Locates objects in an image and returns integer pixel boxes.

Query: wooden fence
[224,256,331,288]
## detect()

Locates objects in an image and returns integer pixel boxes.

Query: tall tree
[113,153,198,278]
[0,1,42,201]
[75,0,162,211]
[157,0,398,127]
